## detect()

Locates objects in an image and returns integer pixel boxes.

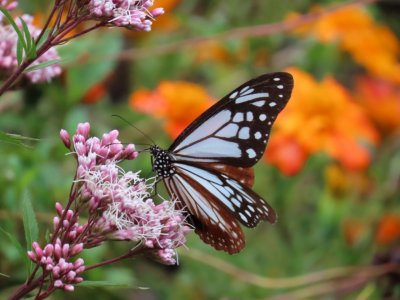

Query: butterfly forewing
[169,72,294,168]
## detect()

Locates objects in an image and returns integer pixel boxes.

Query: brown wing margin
[164,175,246,254]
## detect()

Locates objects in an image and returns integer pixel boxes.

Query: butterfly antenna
[112,114,156,145]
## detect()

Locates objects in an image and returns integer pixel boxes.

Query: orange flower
[83,82,106,104]
[130,81,214,139]
[265,67,379,175]
[376,214,400,246]
[289,5,400,84]
[356,76,400,135]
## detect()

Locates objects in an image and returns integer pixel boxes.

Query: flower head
[27,239,85,292]
[59,122,191,264]
[88,0,165,31]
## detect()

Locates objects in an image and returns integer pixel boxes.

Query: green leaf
[0,226,25,260]
[0,226,30,276]
[25,59,62,73]
[0,131,39,147]
[0,6,27,51]
[78,281,133,289]
[16,38,23,65]
[19,17,37,60]
[21,190,39,272]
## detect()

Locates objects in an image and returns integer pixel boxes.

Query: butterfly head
[150,145,176,178]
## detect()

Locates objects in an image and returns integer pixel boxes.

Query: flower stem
[85,245,146,272]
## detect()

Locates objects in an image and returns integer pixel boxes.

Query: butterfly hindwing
[164,172,246,254]
[169,72,294,168]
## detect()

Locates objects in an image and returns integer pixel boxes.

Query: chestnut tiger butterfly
[150,72,293,254]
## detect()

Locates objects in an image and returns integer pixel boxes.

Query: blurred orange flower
[343,219,366,246]
[356,76,400,135]
[289,5,400,84]
[129,81,214,138]
[376,214,400,246]
[195,41,249,65]
[83,82,106,104]
[265,67,379,175]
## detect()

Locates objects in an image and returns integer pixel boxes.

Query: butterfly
[150,72,293,254]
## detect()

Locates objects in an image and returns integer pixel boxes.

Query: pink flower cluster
[88,0,164,31]
[27,240,85,292]
[60,123,191,264]
[0,14,62,83]
[60,122,137,179]
[53,202,87,242]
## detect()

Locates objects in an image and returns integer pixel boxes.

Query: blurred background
[1,0,399,299]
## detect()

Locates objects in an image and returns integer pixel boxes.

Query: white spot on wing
[229,91,238,99]
[239,127,250,139]
[273,77,280,81]
[235,92,269,104]
[252,100,265,107]
[269,102,277,107]
[241,88,255,96]
[233,112,244,122]
[259,114,267,121]
[277,85,283,89]
[174,110,231,152]
[255,132,262,139]
[178,137,241,158]
[246,112,254,121]
[246,148,256,158]
[216,123,239,138]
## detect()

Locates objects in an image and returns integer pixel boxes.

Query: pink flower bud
[74,258,85,268]
[63,220,70,228]
[59,129,71,148]
[66,210,74,220]
[62,244,70,257]
[54,280,63,288]
[55,202,63,215]
[53,267,61,278]
[75,277,84,283]
[77,122,90,138]
[64,284,74,292]
[32,242,43,257]
[53,216,60,229]
[54,243,62,259]
[44,244,54,256]
[27,251,37,262]
[71,243,84,256]
[151,8,164,17]
[67,271,76,281]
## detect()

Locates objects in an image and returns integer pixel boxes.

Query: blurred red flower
[356,76,400,135]
[376,214,400,246]
[129,81,214,139]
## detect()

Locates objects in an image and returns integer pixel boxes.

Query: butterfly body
[150,72,294,254]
